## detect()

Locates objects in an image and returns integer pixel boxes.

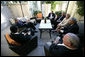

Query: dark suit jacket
[62,23,79,34]
[58,15,66,21]
[49,44,83,56]
[10,33,32,44]
[10,28,34,44]
[16,20,26,28]
[48,13,56,20]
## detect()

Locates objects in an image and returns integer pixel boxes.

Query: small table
[39,20,52,39]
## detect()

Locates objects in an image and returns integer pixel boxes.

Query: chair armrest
[5,34,21,46]
[44,44,52,56]
[31,34,37,40]
[10,40,21,46]
[30,17,37,19]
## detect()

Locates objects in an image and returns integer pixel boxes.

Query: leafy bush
[33,11,38,16]
[55,11,62,16]
[76,1,84,16]
[38,11,42,13]
[43,1,63,11]
[33,11,42,16]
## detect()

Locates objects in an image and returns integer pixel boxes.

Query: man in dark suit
[47,11,56,24]
[10,25,34,44]
[56,17,79,43]
[53,12,66,29]
[15,19,26,28]
[15,19,36,30]
[57,17,79,34]
[55,12,66,22]
[44,33,83,56]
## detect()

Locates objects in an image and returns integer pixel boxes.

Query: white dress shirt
[49,14,53,19]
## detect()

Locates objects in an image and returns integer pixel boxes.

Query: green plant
[55,11,62,16]
[44,1,63,11]
[33,11,42,16]
[33,11,38,16]
[76,1,84,16]
[38,11,42,13]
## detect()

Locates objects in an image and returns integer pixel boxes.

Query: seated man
[15,19,36,30]
[53,12,66,29]
[44,33,83,56]
[10,25,34,44]
[54,14,70,29]
[47,11,56,24]
[56,12,66,22]
[25,19,36,30]
[15,19,26,28]
[57,17,79,34]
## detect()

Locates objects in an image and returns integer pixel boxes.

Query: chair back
[5,33,21,46]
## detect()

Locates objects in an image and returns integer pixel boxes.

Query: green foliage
[33,11,38,16]
[55,11,62,16]
[33,11,42,16]
[76,1,84,16]
[44,1,63,11]
[38,11,42,13]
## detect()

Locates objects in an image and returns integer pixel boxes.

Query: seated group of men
[10,18,37,44]
[9,11,83,56]
[45,11,83,56]
[47,11,79,41]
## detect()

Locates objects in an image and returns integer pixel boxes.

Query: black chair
[77,22,84,48]
[5,33,38,56]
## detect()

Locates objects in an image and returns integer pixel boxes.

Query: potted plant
[76,1,84,16]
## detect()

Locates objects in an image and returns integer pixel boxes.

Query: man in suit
[15,19,36,30]
[56,12,66,22]
[47,11,56,24]
[57,14,70,29]
[25,19,36,30]
[10,25,34,44]
[53,12,66,29]
[15,19,26,28]
[57,17,79,34]
[44,33,83,56]
[56,17,79,43]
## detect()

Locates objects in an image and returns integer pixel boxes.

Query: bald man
[44,33,83,56]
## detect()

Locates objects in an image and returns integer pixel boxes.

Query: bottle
[44,18,46,23]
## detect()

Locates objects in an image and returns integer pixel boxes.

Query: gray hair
[66,33,80,48]
[70,17,77,23]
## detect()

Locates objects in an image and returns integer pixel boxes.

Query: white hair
[66,33,80,48]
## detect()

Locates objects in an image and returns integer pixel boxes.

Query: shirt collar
[14,32,19,34]
[58,43,77,50]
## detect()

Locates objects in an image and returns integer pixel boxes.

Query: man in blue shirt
[15,19,36,30]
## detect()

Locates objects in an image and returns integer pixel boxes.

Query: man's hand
[57,24,61,28]
[60,30,64,33]
[56,29,61,32]
[26,19,30,23]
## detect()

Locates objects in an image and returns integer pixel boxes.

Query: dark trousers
[26,22,36,30]
[58,32,64,44]
[50,18,55,25]
[53,22,60,30]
